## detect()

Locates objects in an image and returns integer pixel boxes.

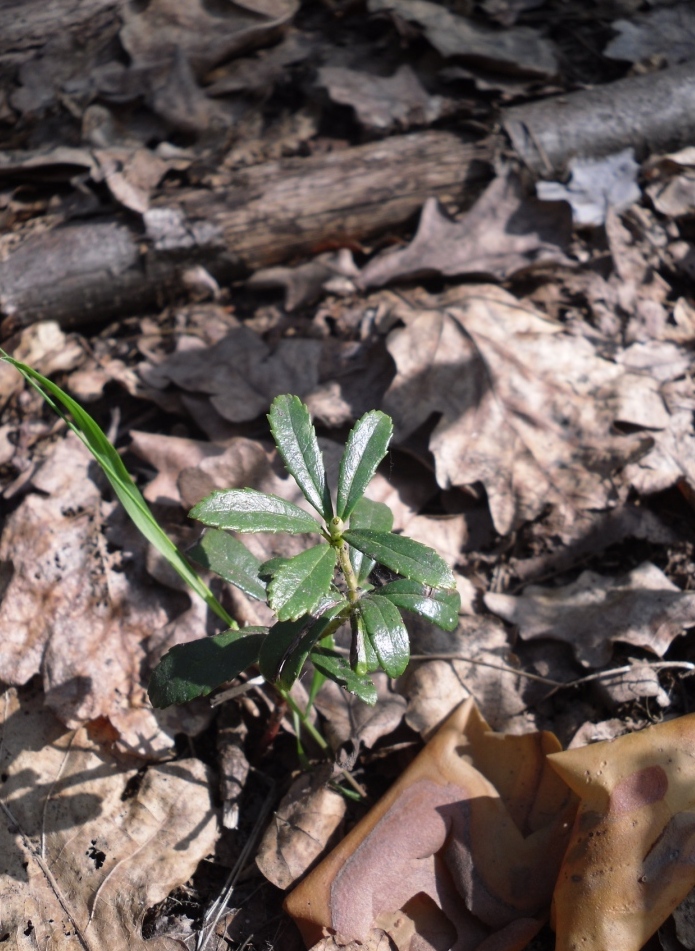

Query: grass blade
[0,352,235,628]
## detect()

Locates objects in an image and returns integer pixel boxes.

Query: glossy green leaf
[336,410,393,521]
[350,611,379,675]
[190,488,321,534]
[268,394,333,520]
[267,544,337,621]
[189,529,266,601]
[310,648,378,704]
[259,555,292,579]
[348,497,394,584]
[148,628,266,707]
[259,601,348,688]
[359,594,410,678]
[375,580,460,631]
[342,530,455,588]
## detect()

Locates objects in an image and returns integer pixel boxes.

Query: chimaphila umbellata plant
[0,350,459,710]
[149,394,460,707]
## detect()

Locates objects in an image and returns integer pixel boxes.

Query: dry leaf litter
[2,1,695,949]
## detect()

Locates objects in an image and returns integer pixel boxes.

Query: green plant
[148,395,459,707]
[0,353,459,710]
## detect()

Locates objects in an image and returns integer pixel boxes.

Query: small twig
[338,768,367,798]
[410,653,695,690]
[210,675,265,707]
[196,777,276,951]
[0,797,94,951]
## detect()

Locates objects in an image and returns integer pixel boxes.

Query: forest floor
[2,1,695,949]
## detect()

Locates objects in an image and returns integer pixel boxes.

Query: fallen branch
[0,131,491,333]
[503,61,695,176]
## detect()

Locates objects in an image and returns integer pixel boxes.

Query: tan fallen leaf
[248,249,359,311]
[368,0,558,77]
[0,684,219,951]
[0,434,186,757]
[314,673,407,752]
[317,65,458,134]
[256,769,346,890]
[360,173,571,287]
[286,699,576,951]
[308,931,394,951]
[398,513,468,572]
[94,147,168,214]
[593,660,670,709]
[403,616,527,736]
[380,284,665,534]
[549,712,695,951]
[130,431,227,506]
[604,5,695,66]
[121,0,297,77]
[485,561,695,667]
[536,149,640,227]
[625,376,695,495]
[482,0,545,27]
[0,321,83,410]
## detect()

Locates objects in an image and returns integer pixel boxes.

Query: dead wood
[0,131,491,333]
[503,61,695,176]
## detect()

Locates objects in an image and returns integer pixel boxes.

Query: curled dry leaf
[381,284,665,534]
[285,698,576,951]
[604,4,695,67]
[248,250,359,311]
[485,561,695,668]
[0,684,219,950]
[360,173,572,287]
[121,0,297,77]
[317,65,457,135]
[368,0,558,78]
[548,712,695,951]
[256,769,346,890]
[625,376,695,496]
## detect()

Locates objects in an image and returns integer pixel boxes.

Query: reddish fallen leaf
[285,699,576,951]
[548,713,695,951]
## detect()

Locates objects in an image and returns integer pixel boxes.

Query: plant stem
[338,542,360,604]
[283,690,328,750]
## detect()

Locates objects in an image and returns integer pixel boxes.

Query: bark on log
[503,62,695,177]
[0,131,491,333]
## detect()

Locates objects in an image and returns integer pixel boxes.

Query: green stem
[338,541,360,604]
[283,689,328,750]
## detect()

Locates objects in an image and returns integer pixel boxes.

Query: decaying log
[0,131,491,333]
[503,62,695,177]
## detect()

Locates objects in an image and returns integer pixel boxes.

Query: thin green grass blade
[0,352,234,628]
